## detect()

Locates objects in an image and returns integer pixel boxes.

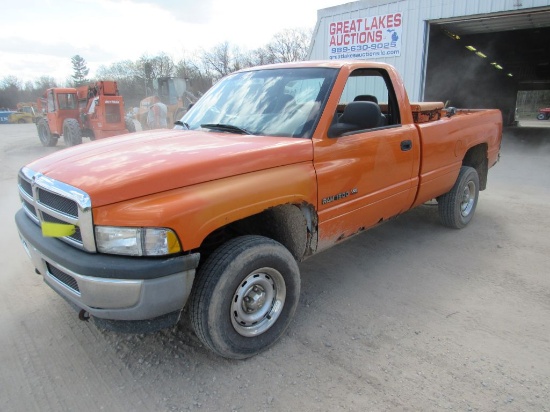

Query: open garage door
[424,8,550,127]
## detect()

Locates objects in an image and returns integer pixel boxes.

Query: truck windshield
[181,67,338,138]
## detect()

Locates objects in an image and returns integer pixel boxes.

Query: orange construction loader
[36,81,133,147]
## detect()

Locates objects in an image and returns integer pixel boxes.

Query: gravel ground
[0,123,549,412]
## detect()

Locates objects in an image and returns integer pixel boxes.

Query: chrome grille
[18,167,95,252]
[21,198,37,219]
[18,175,32,197]
[37,188,78,217]
[47,263,80,293]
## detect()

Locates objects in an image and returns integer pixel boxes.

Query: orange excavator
[36,81,133,147]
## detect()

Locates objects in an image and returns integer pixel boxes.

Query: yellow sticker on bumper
[41,222,76,237]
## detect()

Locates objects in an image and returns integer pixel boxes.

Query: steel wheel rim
[231,267,286,337]
[460,181,476,217]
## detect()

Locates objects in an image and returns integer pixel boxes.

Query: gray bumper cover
[15,209,200,321]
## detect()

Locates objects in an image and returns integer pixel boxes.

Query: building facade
[309,0,550,112]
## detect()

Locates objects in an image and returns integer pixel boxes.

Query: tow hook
[78,310,90,322]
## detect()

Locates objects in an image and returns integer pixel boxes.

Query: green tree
[201,42,243,79]
[0,76,22,109]
[266,28,312,63]
[34,76,58,91]
[138,54,176,95]
[71,55,90,86]
[174,58,212,104]
[96,60,143,107]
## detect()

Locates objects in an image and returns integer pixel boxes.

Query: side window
[335,69,400,131]
[47,91,55,113]
[57,93,77,110]
[67,94,77,109]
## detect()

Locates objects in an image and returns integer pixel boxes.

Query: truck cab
[43,88,79,134]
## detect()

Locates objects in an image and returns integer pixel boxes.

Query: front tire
[537,113,547,120]
[438,166,479,229]
[63,118,82,146]
[190,235,300,359]
[36,118,57,147]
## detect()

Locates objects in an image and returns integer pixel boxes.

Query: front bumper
[15,209,200,322]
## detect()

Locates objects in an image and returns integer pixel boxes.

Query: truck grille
[37,188,79,217]
[18,167,95,252]
[42,213,83,243]
[47,262,80,293]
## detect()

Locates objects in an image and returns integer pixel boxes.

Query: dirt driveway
[1,124,549,412]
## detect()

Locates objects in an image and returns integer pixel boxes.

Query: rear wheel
[537,113,547,120]
[36,118,57,147]
[18,118,26,124]
[438,166,479,229]
[63,118,82,146]
[190,235,300,359]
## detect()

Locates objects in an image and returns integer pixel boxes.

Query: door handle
[401,140,412,151]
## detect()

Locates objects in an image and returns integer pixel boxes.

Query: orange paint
[27,60,502,256]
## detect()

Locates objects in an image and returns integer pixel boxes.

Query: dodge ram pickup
[15,60,502,359]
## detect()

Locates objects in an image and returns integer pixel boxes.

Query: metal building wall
[309,0,550,101]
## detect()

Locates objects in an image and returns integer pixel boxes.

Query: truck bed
[412,108,503,207]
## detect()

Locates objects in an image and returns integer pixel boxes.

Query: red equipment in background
[36,81,133,147]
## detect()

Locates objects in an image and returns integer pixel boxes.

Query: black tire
[125,118,136,133]
[438,166,479,229]
[190,235,300,359]
[537,113,547,120]
[63,118,82,146]
[36,118,57,147]
[18,118,26,124]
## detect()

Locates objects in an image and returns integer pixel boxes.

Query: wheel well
[462,144,488,190]
[197,203,317,264]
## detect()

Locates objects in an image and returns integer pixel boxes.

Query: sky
[0,0,345,84]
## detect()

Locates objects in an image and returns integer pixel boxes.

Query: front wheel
[438,166,479,229]
[36,118,57,147]
[190,235,300,359]
[63,118,82,146]
[537,113,547,120]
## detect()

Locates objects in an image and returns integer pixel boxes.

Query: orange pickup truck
[15,61,502,359]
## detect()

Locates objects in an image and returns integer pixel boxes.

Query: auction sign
[328,12,403,60]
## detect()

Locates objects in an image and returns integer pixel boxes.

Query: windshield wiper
[200,123,252,135]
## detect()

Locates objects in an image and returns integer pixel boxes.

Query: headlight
[95,226,181,256]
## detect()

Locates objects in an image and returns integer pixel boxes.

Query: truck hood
[28,129,314,207]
